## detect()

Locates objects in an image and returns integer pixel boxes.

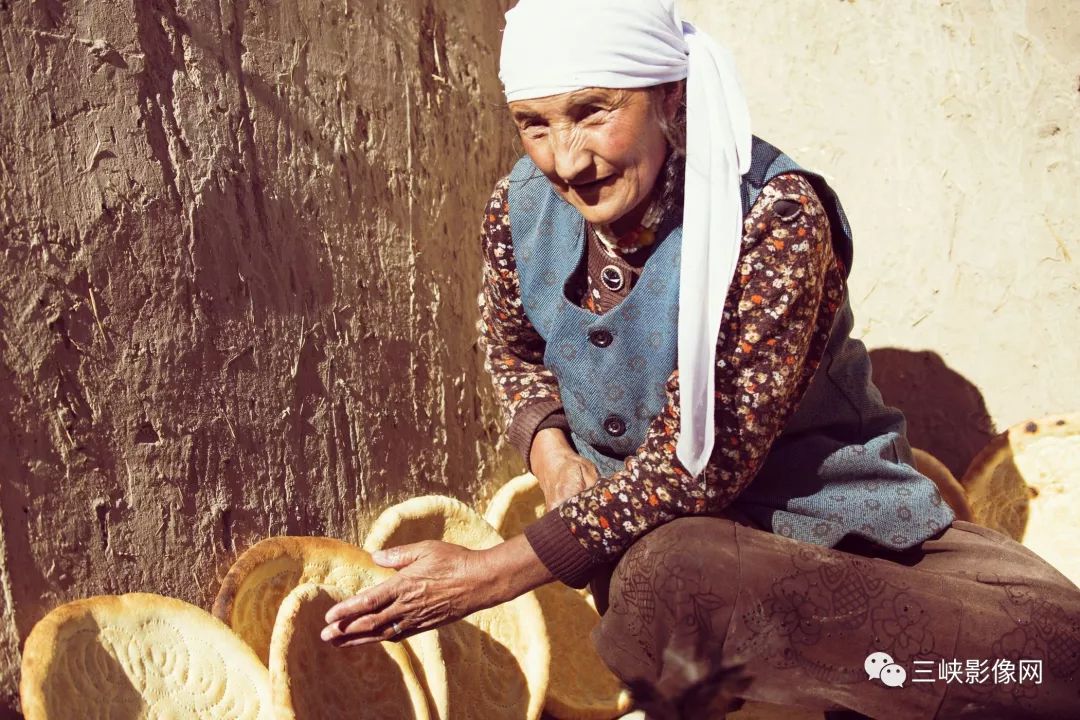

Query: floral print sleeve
[478,176,567,461]
[522,174,847,587]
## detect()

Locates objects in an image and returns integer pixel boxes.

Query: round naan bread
[485,474,631,719]
[961,413,1080,585]
[485,474,596,606]
[20,593,272,720]
[364,495,551,720]
[269,583,430,719]
[911,447,974,522]
[212,536,447,718]
[484,473,548,540]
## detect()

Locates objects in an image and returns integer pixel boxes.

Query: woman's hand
[530,427,600,511]
[538,453,600,511]
[320,535,554,648]
[320,541,490,647]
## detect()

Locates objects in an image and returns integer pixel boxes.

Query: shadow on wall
[869,349,996,479]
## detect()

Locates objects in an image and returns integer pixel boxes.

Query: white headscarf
[499,0,752,479]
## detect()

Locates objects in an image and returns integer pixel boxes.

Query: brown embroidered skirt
[589,511,1080,719]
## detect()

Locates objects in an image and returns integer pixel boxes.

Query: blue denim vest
[507,138,954,550]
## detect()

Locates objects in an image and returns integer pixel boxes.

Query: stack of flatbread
[960,413,1080,587]
[22,425,1077,720]
[19,593,274,720]
[18,485,632,720]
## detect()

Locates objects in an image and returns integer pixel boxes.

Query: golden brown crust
[961,430,1012,490]
[995,414,1079,585]
[960,429,1029,539]
[364,495,505,552]
[214,535,450,718]
[212,536,383,626]
[363,495,551,720]
[212,537,390,665]
[21,593,272,720]
[483,473,546,538]
[484,476,631,719]
[963,410,1080,546]
[269,583,430,720]
[911,447,974,522]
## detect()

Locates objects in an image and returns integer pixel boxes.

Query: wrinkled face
[509,87,673,231]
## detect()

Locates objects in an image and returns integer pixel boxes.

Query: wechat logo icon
[865,651,907,688]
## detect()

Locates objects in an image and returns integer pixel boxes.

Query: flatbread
[269,583,430,719]
[485,474,596,607]
[961,413,1080,585]
[213,537,395,664]
[910,447,974,522]
[212,536,448,719]
[364,495,550,720]
[20,593,272,720]
[485,474,631,719]
[484,472,548,539]
[365,495,507,552]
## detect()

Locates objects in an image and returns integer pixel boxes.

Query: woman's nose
[550,127,592,184]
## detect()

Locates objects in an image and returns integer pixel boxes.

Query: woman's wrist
[530,427,575,482]
[477,534,555,605]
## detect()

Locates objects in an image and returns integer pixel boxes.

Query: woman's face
[509,86,674,232]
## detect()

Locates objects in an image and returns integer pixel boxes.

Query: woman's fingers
[323,542,438,631]
[331,626,400,648]
[371,541,432,570]
[580,458,600,487]
[318,541,490,650]
[323,579,397,626]
[546,473,585,510]
[324,603,405,646]
[320,548,442,643]
[544,456,603,509]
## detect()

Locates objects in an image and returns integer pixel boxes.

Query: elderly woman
[322,1,1080,716]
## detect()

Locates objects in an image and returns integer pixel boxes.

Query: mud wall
[0,0,518,710]
[684,0,1080,473]
[3,0,1079,713]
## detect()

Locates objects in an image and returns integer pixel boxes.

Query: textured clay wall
[3,0,1078,714]
[684,0,1080,475]
[0,0,518,711]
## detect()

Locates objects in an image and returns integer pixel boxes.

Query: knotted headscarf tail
[499,0,752,479]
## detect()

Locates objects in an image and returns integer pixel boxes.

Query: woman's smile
[508,87,672,231]
[569,174,616,197]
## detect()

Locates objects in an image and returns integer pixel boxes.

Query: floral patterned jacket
[478,163,846,587]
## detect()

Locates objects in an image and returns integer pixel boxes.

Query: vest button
[589,329,613,348]
[603,415,627,437]
[773,198,802,222]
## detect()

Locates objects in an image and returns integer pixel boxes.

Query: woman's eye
[520,122,548,138]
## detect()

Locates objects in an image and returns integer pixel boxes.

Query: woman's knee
[592,516,741,682]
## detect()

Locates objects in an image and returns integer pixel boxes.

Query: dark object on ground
[624,634,753,719]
